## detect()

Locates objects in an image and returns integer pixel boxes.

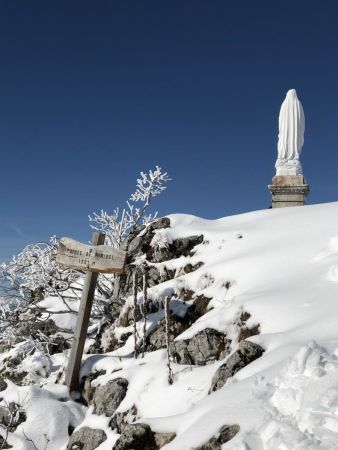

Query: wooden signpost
[56,236,126,274]
[56,232,126,392]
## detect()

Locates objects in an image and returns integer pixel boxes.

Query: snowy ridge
[2,202,338,449]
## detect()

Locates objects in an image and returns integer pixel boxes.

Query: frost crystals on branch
[88,166,170,248]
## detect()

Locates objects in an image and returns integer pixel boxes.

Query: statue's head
[286,89,297,99]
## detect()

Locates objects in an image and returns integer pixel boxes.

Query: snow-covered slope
[3,202,338,449]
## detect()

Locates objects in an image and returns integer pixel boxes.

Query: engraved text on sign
[56,237,126,273]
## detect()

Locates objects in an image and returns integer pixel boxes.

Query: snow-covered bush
[0,238,83,344]
[88,166,170,248]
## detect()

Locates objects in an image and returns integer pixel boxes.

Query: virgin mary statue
[275,89,305,176]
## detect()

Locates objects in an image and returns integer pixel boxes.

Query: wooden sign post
[56,232,126,392]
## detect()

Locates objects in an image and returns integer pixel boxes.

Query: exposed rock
[210,341,264,393]
[172,328,230,366]
[113,219,171,300]
[193,424,240,449]
[183,262,204,273]
[67,427,107,450]
[88,301,127,354]
[148,233,204,263]
[0,342,11,354]
[48,334,71,354]
[119,303,142,328]
[168,235,204,260]
[93,327,132,354]
[236,311,260,342]
[113,423,157,450]
[238,323,260,342]
[0,377,7,392]
[109,405,138,433]
[154,432,176,448]
[110,297,127,321]
[0,436,12,449]
[17,318,59,344]
[122,218,170,255]
[0,362,28,386]
[113,217,204,300]
[177,288,194,302]
[0,403,26,431]
[146,296,213,353]
[146,315,189,352]
[81,370,107,406]
[190,294,212,319]
[93,378,128,416]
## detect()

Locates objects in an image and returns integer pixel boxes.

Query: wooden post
[65,232,105,392]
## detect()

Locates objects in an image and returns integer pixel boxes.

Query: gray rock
[109,405,138,433]
[189,295,212,320]
[48,334,71,354]
[147,317,189,352]
[116,267,174,319]
[0,436,11,449]
[67,427,107,450]
[0,406,12,429]
[113,423,157,450]
[81,370,107,406]
[149,235,204,264]
[184,262,204,273]
[172,328,230,366]
[0,362,28,386]
[0,377,7,392]
[210,341,264,392]
[123,218,171,261]
[113,217,204,300]
[93,378,128,416]
[154,432,176,448]
[193,424,240,449]
[146,298,213,353]
[170,235,204,259]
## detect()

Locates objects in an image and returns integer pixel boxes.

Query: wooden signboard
[56,233,126,392]
[56,237,126,273]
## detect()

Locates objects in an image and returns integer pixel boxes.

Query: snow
[0,380,84,450]
[3,201,338,448]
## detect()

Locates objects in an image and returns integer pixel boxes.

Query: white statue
[275,89,305,176]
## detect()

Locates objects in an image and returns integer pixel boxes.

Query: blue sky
[1,0,338,262]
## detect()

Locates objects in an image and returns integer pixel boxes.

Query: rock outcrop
[172,328,230,366]
[210,341,264,392]
[113,423,157,450]
[93,378,128,416]
[67,427,107,450]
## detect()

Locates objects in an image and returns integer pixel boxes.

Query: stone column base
[268,175,310,208]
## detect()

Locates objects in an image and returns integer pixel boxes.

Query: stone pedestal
[268,175,309,208]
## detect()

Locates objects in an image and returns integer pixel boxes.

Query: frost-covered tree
[88,166,170,248]
[1,237,80,301]
[0,239,74,342]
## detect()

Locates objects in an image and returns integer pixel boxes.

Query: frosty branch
[88,166,170,248]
